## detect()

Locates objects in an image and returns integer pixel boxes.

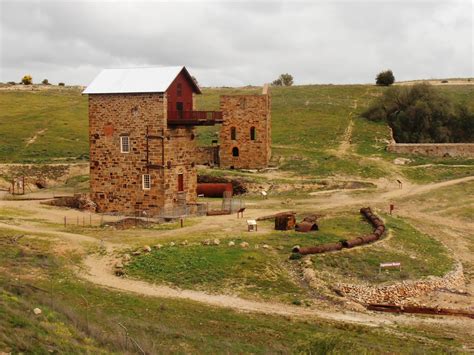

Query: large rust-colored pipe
[197,183,233,198]
[294,207,385,255]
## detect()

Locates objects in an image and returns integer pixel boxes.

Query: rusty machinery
[293,207,385,255]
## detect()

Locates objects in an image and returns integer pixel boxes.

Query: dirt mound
[42,193,97,212]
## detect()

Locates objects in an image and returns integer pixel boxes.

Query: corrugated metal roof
[83,66,195,94]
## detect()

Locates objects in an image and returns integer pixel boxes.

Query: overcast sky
[0,0,472,86]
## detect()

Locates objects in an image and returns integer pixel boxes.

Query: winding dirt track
[2,175,473,329]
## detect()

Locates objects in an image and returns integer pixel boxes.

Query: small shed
[275,212,296,230]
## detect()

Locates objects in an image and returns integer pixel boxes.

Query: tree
[361,83,474,143]
[21,75,32,85]
[58,82,65,86]
[42,79,50,85]
[375,70,395,86]
[272,73,294,87]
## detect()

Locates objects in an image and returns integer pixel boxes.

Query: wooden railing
[167,111,223,125]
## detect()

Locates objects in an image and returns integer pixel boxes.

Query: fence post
[64,216,66,227]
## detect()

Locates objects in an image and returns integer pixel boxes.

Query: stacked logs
[293,207,385,255]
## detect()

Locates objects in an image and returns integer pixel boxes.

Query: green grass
[126,244,304,302]
[0,227,464,353]
[409,180,474,222]
[0,88,88,163]
[1,84,472,182]
[312,215,453,284]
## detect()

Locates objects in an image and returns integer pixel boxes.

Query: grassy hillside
[0,227,462,353]
[0,88,88,163]
[0,84,472,181]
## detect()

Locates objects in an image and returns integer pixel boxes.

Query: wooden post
[64,216,66,227]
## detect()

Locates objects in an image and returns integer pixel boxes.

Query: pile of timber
[293,207,385,255]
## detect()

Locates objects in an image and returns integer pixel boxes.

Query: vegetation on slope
[312,214,453,284]
[362,83,474,143]
[0,88,88,163]
[0,227,459,353]
[0,84,472,183]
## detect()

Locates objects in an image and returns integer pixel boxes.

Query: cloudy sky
[0,0,472,86]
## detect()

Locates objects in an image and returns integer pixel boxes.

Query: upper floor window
[120,136,130,153]
[142,174,151,190]
[230,127,237,140]
[250,127,256,141]
[177,83,182,97]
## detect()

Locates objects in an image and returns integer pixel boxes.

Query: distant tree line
[362,83,474,143]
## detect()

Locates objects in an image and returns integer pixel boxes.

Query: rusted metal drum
[295,221,319,232]
[197,183,233,198]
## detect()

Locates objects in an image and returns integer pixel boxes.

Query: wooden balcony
[167,110,223,126]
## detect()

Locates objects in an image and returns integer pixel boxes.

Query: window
[120,136,130,153]
[177,83,182,97]
[232,147,239,157]
[230,127,237,140]
[250,127,256,141]
[142,174,151,190]
[178,173,184,192]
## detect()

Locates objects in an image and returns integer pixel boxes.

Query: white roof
[83,66,189,94]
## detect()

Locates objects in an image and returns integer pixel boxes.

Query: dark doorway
[178,173,184,192]
[232,147,239,157]
[176,102,184,119]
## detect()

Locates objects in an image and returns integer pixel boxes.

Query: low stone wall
[387,143,474,157]
[195,146,215,166]
[336,262,465,305]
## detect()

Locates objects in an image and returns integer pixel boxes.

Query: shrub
[441,80,448,83]
[361,83,474,143]
[41,79,50,85]
[272,73,294,86]
[21,75,32,85]
[58,82,65,86]
[7,81,16,85]
[375,70,395,86]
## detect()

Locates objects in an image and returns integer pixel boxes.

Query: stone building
[218,85,271,169]
[83,66,222,214]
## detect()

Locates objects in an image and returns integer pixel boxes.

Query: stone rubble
[336,262,465,305]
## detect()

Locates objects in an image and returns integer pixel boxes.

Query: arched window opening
[232,147,239,157]
[250,127,256,141]
[230,127,237,140]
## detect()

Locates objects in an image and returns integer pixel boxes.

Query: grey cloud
[0,0,472,86]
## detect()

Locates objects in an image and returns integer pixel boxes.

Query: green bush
[375,70,395,86]
[362,83,474,143]
[41,79,50,85]
[21,75,32,85]
[272,73,294,86]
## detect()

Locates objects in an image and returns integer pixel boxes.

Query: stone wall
[388,143,474,157]
[219,86,271,169]
[89,93,197,215]
[336,262,465,305]
[195,146,216,166]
